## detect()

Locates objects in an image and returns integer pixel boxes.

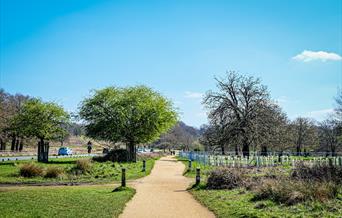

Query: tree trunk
[37,139,49,163]
[0,138,4,150]
[261,146,268,156]
[15,139,19,151]
[242,138,250,158]
[19,139,24,152]
[235,144,239,156]
[296,144,301,156]
[331,146,336,157]
[127,142,136,162]
[221,145,225,155]
[11,135,16,151]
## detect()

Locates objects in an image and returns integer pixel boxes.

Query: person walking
[87,141,92,154]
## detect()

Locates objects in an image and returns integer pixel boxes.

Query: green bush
[207,168,245,190]
[19,163,44,177]
[44,166,64,178]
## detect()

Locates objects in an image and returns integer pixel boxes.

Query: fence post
[196,168,200,185]
[142,160,146,172]
[121,168,126,187]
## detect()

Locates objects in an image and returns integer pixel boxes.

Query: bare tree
[204,72,272,157]
[291,117,318,155]
[334,89,342,121]
[318,119,341,156]
[0,89,30,151]
[251,102,290,155]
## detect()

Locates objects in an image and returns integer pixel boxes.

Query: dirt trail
[119,156,215,218]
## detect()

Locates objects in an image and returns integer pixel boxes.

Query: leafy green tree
[14,99,69,162]
[79,85,178,162]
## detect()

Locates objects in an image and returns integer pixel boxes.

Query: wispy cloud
[184,91,203,99]
[292,50,342,62]
[306,108,334,121]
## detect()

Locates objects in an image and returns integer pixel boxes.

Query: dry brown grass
[44,166,64,178]
[19,163,44,177]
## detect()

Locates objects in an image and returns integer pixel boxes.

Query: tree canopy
[79,85,178,161]
[203,71,282,157]
[14,98,69,162]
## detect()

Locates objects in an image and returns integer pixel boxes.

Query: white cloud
[184,91,204,99]
[306,108,334,121]
[292,50,342,62]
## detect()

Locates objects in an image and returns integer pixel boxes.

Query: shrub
[137,152,163,161]
[44,166,64,178]
[93,149,129,162]
[292,163,342,184]
[253,178,339,205]
[207,168,245,190]
[19,163,44,177]
[74,159,92,173]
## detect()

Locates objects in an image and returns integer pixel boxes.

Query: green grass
[190,188,342,218]
[0,185,135,218]
[0,157,156,184]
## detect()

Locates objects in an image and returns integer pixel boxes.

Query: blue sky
[1,0,341,127]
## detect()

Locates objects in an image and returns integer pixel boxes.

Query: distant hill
[151,121,201,149]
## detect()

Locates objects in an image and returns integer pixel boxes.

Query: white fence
[178,151,342,168]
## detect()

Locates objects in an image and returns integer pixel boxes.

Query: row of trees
[152,121,202,151]
[0,89,70,162]
[0,90,31,151]
[201,72,342,157]
[0,86,177,162]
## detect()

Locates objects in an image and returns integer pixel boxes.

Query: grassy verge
[190,188,342,218]
[0,185,135,218]
[0,157,156,184]
[177,157,342,218]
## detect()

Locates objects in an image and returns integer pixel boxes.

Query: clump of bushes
[253,179,339,205]
[19,163,44,177]
[44,166,64,178]
[292,163,342,184]
[137,152,163,161]
[93,149,129,162]
[207,168,246,190]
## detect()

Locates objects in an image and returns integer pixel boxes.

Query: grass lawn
[191,187,342,218]
[0,157,156,184]
[0,185,135,218]
[178,158,342,218]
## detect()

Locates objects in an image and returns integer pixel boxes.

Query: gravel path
[119,156,215,218]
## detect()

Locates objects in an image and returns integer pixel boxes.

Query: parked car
[58,147,73,156]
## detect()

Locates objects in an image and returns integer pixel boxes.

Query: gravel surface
[120,156,215,218]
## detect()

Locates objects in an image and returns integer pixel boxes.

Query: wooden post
[188,160,192,170]
[142,160,146,172]
[196,168,200,185]
[121,168,126,187]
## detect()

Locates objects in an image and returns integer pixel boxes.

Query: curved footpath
[119,156,215,218]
